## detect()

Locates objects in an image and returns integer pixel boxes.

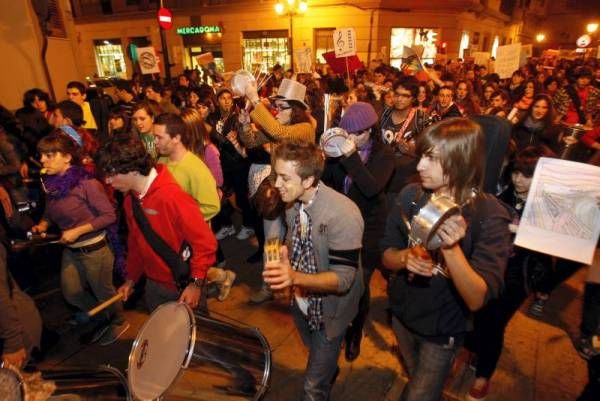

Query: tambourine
[320,127,349,158]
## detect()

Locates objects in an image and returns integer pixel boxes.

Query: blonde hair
[416,118,484,204]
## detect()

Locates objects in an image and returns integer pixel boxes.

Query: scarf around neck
[41,166,92,199]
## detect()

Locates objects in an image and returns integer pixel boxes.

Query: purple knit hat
[339,102,379,133]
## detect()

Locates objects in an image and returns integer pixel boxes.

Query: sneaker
[466,378,490,401]
[218,271,237,301]
[249,286,273,304]
[236,226,255,240]
[99,322,130,346]
[574,336,600,360]
[215,225,236,240]
[79,322,110,345]
[528,296,548,317]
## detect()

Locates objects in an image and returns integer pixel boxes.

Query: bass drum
[128,302,271,401]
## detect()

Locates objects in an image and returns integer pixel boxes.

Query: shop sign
[177,26,221,36]
[576,34,591,48]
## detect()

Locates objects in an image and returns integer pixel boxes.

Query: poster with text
[495,43,522,79]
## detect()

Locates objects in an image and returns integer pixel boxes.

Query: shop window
[390,28,439,67]
[242,31,289,71]
[314,28,335,63]
[93,39,127,79]
[48,0,67,38]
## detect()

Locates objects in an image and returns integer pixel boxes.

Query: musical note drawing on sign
[333,28,357,58]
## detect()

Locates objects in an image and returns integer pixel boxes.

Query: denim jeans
[392,317,459,401]
[292,305,344,401]
[61,245,124,324]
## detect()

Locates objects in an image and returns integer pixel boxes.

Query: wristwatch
[190,277,205,288]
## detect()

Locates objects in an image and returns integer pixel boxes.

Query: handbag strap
[130,196,191,289]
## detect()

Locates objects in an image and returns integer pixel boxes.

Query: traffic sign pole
[157,1,172,81]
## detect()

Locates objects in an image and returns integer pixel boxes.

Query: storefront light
[103,40,110,45]
[536,33,545,43]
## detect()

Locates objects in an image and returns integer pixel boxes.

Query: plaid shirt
[553,85,600,124]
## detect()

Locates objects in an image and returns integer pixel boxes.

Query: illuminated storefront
[242,30,289,71]
[93,39,127,78]
[390,28,439,67]
[177,25,224,72]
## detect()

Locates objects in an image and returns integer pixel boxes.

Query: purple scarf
[41,166,92,199]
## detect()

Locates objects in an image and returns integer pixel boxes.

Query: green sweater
[158,151,221,221]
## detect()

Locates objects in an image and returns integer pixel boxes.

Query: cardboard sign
[495,43,521,79]
[472,51,490,66]
[136,47,160,74]
[295,47,313,73]
[333,28,357,57]
[195,52,214,66]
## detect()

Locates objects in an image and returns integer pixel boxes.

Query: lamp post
[274,0,308,70]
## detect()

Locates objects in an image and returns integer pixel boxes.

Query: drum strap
[130,196,194,291]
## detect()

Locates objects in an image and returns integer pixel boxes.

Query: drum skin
[128,302,272,401]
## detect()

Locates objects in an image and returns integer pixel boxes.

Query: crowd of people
[0,53,599,401]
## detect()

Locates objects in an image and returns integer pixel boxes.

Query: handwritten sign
[295,47,313,73]
[136,47,160,74]
[495,43,521,79]
[472,51,490,66]
[333,28,357,58]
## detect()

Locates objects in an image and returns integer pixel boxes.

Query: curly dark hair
[95,136,155,176]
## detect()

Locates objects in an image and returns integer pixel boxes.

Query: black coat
[322,141,395,255]
[511,121,562,153]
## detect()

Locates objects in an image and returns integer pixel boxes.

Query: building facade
[69,0,535,80]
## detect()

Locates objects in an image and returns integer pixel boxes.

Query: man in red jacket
[96,137,217,311]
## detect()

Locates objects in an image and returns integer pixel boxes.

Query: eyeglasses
[394,93,412,98]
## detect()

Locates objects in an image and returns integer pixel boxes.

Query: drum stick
[87,293,123,317]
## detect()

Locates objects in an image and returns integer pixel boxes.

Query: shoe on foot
[528,295,548,317]
[215,225,236,240]
[466,378,490,401]
[236,226,255,240]
[574,335,600,360]
[99,322,130,346]
[218,271,236,301]
[249,287,273,304]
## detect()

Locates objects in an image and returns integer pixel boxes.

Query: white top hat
[270,78,308,109]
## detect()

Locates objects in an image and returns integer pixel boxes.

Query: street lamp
[535,33,546,43]
[587,23,598,34]
[274,0,308,70]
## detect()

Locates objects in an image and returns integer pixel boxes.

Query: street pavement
[32,232,590,401]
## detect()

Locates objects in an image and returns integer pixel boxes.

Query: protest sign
[495,43,521,79]
[136,47,160,74]
[295,47,313,73]
[333,28,357,57]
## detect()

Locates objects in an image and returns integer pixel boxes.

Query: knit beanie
[339,102,378,132]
